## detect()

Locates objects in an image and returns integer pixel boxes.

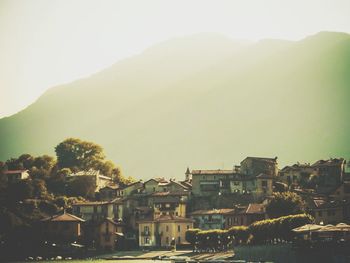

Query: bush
[248,214,313,244]
[228,226,249,245]
[38,200,58,215]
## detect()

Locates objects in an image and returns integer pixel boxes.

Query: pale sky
[1,0,350,117]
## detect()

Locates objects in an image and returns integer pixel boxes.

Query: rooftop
[191,208,235,216]
[41,212,85,222]
[191,169,234,175]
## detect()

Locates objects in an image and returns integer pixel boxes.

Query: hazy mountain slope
[1,32,349,179]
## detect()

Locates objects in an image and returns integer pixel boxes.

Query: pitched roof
[139,214,194,223]
[245,203,265,214]
[312,158,345,167]
[41,212,85,222]
[191,169,234,175]
[243,157,278,163]
[191,208,234,216]
[72,201,111,206]
[4,169,28,174]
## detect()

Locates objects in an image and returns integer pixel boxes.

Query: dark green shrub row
[185,214,313,251]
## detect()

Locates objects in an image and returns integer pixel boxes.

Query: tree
[7,180,33,202]
[266,192,305,218]
[66,176,95,199]
[55,138,105,170]
[31,179,48,199]
[32,155,55,171]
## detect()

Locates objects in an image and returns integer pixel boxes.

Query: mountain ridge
[1,31,350,179]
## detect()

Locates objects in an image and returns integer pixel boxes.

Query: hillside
[1,32,350,179]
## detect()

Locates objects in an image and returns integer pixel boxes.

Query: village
[2,155,350,260]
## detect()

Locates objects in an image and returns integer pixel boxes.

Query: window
[262,180,267,187]
[105,235,110,242]
[175,212,178,216]
[166,225,169,232]
[234,181,240,186]
[144,237,150,244]
[163,188,167,192]
[153,187,156,192]
[178,236,181,244]
[166,237,169,244]
[187,225,190,230]
[178,225,181,232]
[144,226,149,234]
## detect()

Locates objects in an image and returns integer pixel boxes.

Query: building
[311,158,346,187]
[190,209,234,230]
[41,212,85,242]
[191,156,277,199]
[72,200,123,222]
[99,184,124,201]
[95,218,125,250]
[330,181,350,201]
[307,198,349,224]
[279,163,314,186]
[240,157,278,177]
[224,203,266,229]
[4,169,29,182]
[122,181,144,196]
[138,215,194,248]
[191,169,235,196]
[67,169,113,192]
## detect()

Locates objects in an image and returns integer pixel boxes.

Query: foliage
[185,228,200,248]
[228,226,249,244]
[66,176,95,199]
[248,213,314,244]
[266,192,305,218]
[38,200,58,215]
[31,179,49,199]
[7,180,33,202]
[55,138,105,170]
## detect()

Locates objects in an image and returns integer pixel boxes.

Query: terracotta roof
[42,212,85,222]
[150,191,189,197]
[191,208,235,216]
[4,169,28,174]
[72,201,111,206]
[139,214,194,223]
[245,203,265,214]
[191,169,234,175]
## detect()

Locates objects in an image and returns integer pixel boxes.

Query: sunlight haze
[1,0,350,117]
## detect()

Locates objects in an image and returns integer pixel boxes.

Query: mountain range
[1,31,350,179]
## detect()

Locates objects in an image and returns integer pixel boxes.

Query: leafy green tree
[266,192,305,218]
[55,138,105,170]
[33,155,55,171]
[5,158,23,170]
[17,154,34,169]
[66,176,95,199]
[31,179,48,199]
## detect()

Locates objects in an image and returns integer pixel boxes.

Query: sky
[1,0,350,118]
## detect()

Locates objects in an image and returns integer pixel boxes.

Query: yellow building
[96,218,124,250]
[138,215,194,248]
